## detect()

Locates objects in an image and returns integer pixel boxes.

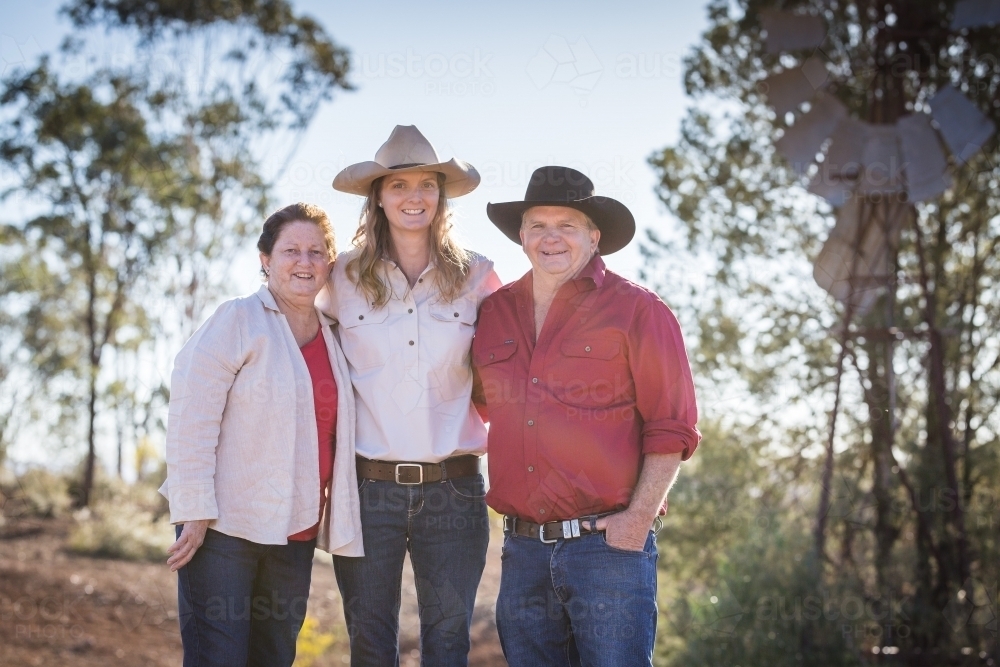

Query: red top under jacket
[288,329,338,541]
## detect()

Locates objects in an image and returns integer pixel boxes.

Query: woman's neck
[389,230,432,287]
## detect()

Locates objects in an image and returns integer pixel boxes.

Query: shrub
[67,499,174,562]
[3,467,73,518]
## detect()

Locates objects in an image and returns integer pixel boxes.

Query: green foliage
[63,0,352,128]
[0,0,352,501]
[647,0,1000,664]
[67,476,174,561]
[0,467,74,519]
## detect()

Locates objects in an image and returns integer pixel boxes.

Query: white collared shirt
[317,249,502,462]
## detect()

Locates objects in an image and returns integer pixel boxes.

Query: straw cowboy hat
[486,166,636,255]
[332,125,480,198]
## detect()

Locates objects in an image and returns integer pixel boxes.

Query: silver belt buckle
[394,463,423,485]
[562,519,581,539]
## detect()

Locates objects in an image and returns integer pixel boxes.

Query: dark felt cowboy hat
[486,166,636,255]
[332,125,480,198]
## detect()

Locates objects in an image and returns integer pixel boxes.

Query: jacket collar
[255,284,335,326]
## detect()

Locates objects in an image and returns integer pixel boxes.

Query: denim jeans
[495,528,659,667]
[176,527,316,667]
[332,475,490,667]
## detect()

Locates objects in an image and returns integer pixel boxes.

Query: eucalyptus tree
[0,0,352,505]
[646,0,999,663]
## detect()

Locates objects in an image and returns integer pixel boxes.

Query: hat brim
[332,158,480,198]
[486,196,636,255]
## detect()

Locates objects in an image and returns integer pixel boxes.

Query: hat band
[388,163,425,170]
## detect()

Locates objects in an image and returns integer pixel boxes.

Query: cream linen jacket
[159,285,363,556]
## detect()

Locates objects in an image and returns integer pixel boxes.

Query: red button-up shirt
[472,254,700,523]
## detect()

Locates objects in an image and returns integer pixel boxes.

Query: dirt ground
[0,517,507,666]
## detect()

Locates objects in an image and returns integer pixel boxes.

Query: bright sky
[1,1,710,468]
[2,0,709,286]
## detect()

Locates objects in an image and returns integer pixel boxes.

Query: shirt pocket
[473,340,520,405]
[554,338,626,407]
[338,300,390,371]
[426,297,478,367]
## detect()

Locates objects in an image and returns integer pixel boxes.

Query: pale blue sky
[1,1,710,468]
[1,0,709,288]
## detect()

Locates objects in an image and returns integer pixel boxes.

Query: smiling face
[259,221,332,307]
[378,171,441,239]
[520,206,600,284]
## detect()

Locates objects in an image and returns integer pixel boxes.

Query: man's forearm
[624,452,683,523]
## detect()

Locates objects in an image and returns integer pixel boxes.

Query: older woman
[160,203,362,667]
[317,126,500,666]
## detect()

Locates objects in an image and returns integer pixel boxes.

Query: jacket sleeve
[161,300,247,523]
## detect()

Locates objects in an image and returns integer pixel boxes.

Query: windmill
[755,1,998,568]
[759,3,997,313]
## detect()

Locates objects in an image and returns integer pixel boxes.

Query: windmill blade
[808,117,866,206]
[760,9,827,53]
[856,124,905,196]
[775,92,848,174]
[951,0,1000,29]
[762,57,830,116]
[813,198,904,316]
[929,85,997,164]
[897,113,953,203]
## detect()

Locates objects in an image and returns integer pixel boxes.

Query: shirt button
[532,377,538,384]
[585,345,591,352]
[539,509,546,514]
[453,312,459,317]
[408,308,413,314]
[418,278,423,283]
[527,466,534,472]
[489,353,495,360]
[409,340,415,346]
[527,420,534,426]
[358,315,364,320]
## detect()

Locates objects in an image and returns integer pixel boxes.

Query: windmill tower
[757,1,998,572]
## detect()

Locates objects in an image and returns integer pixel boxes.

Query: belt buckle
[539,522,558,544]
[394,463,423,485]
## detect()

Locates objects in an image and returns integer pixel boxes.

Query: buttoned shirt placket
[516,276,599,521]
[387,260,433,402]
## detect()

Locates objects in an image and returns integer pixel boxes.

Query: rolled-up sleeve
[162,302,246,523]
[629,297,701,460]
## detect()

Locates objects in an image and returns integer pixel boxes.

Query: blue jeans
[332,475,490,667]
[176,527,316,667]
[496,528,659,667]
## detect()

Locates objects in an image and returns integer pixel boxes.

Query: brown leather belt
[356,455,480,485]
[504,515,603,543]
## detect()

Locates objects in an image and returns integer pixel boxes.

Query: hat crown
[374,125,442,169]
[524,166,596,203]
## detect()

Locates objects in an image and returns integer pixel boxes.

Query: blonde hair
[345,174,471,306]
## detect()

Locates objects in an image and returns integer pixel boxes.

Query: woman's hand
[166,519,211,571]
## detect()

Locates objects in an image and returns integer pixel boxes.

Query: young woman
[318,126,500,667]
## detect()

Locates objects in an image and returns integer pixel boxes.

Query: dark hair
[257,203,336,278]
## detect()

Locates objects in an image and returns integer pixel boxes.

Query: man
[472,166,701,667]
